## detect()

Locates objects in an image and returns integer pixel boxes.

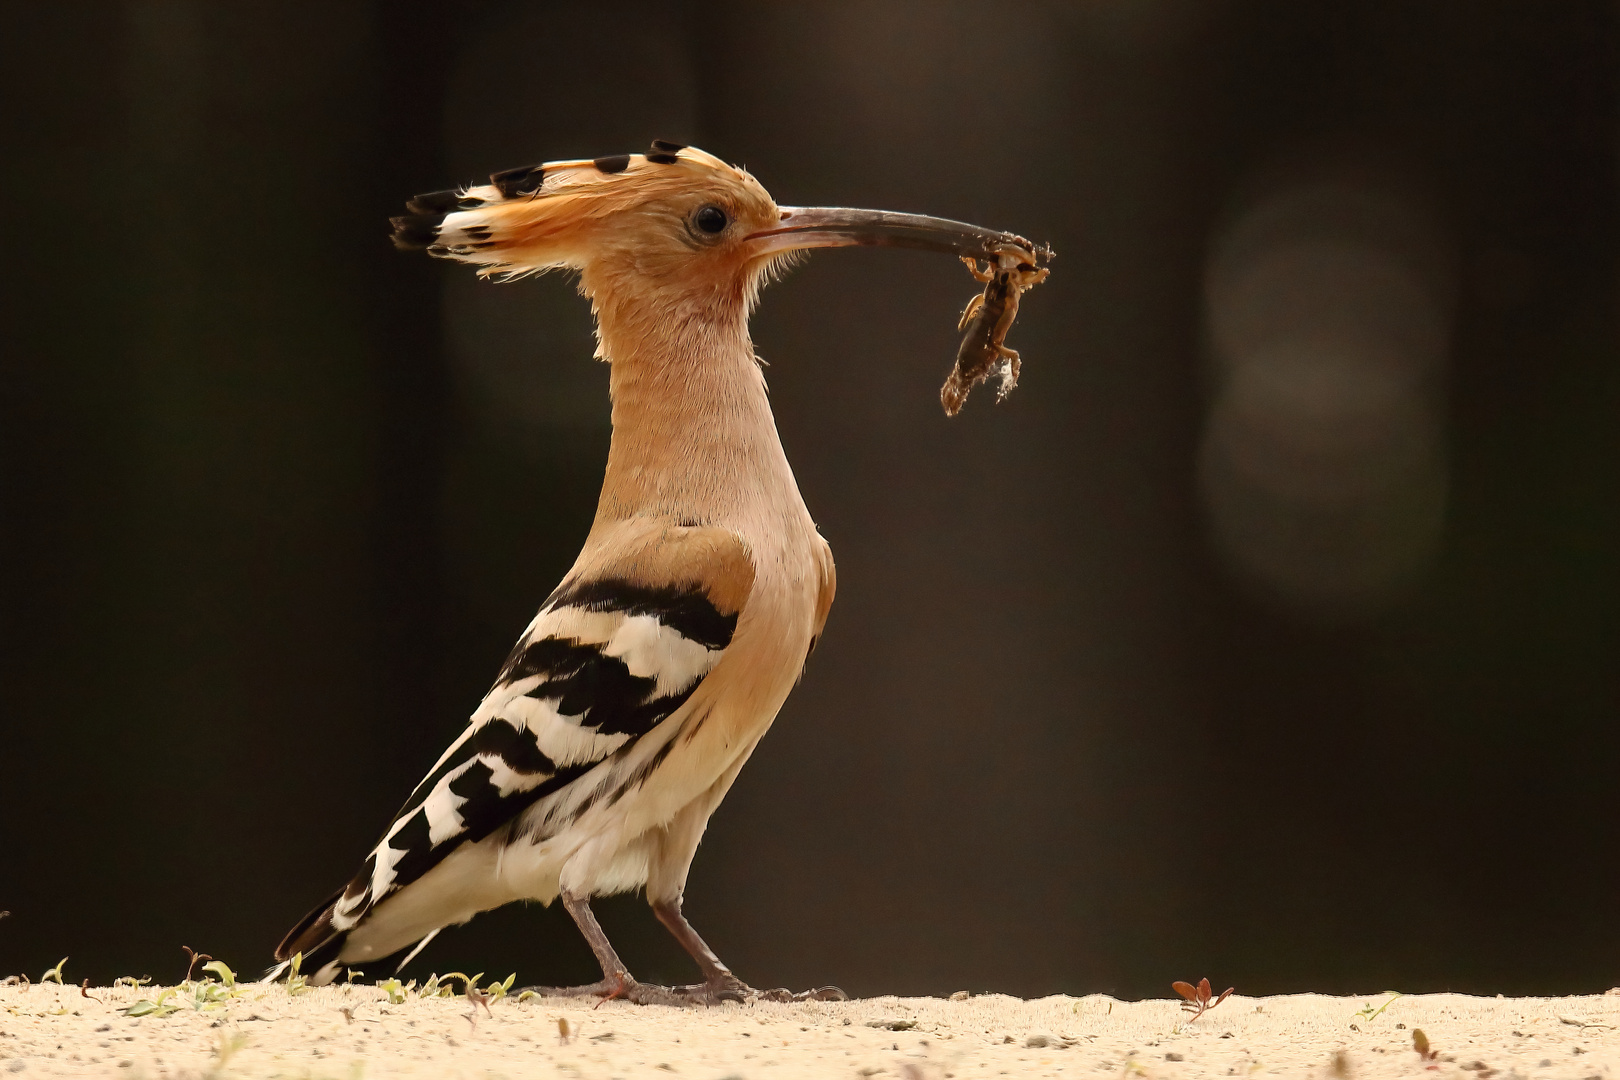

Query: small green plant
[200,961,238,990]
[376,978,407,1005]
[286,952,312,996]
[114,976,152,991]
[123,988,182,1018]
[40,957,67,985]
[464,984,493,1032]
[185,980,234,1012]
[439,972,479,995]
[516,989,539,1003]
[344,967,365,985]
[1172,977,1234,1022]
[485,973,517,999]
[418,973,467,998]
[1354,991,1403,1023]
[181,947,213,982]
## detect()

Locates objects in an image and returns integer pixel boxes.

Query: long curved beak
[746,206,1048,263]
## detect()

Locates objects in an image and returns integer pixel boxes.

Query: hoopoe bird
[275,141,1047,1004]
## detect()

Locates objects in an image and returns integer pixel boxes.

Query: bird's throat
[591,298,796,529]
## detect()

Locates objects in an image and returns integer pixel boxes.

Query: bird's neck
[590,293,803,531]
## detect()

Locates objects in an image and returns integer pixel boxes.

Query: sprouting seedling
[181,947,213,983]
[557,1017,573,1045]
[1172,978,1234,1022]
[344,968,365,985]
[376,978,407,1005]
[40,957,68,985]
[200,961,238,990]
[515,989,539,1003]
[286,952,312,997]
[440,972,480,995]
[187,981,234,1012]
[483,973,517,1000]
[465,985,493,1032]
[1354,991,1403,1023]
[1412,1028,1437,1060]
[419,972,466,998]
[123,988,181,1018]
[114,976,152,991]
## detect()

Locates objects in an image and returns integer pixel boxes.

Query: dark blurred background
[2,1,1616,999]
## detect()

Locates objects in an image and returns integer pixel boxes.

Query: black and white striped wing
[324,579,738,937]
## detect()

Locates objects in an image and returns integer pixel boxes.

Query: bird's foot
[667,974,753,1006]
[517,976,696,1008]
[759,984,849,1003]
[666,975,848,1006]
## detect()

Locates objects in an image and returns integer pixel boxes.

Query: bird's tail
[271,884,442,987]
[268,888,352,986]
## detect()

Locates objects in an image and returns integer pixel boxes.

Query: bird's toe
[667,974,755,1006]
[621,981,698,1008]
[516,978,627,1001]
[758,984,848,1002]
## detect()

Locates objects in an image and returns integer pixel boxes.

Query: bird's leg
[519,890,688,1007]
[652,898,847,1005]
[651,898,750,1003]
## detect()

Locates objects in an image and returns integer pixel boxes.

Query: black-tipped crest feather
[390,214,441,250]
[490,163,544,198]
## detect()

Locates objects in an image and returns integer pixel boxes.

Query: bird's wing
[280,523,754,959]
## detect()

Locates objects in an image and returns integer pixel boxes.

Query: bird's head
[393,141,1041,328]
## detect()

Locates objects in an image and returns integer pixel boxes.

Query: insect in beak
[746,206,1055,415]
[745,206,1049,264]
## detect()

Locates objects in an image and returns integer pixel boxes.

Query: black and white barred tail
[274,573,738,981]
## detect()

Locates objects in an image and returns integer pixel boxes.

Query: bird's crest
[391,141,773,281]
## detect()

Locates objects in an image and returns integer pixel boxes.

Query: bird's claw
[788,985,849,1002]
[518,977,698,1008]
[516,978,623,1000]
[664,976,848,1006]
[518,974,848,1008]
[749,983,849,1003]
[668,974,753,1006]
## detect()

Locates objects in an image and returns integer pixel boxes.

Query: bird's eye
[694,204,729,235]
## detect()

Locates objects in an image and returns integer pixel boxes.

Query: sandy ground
[2,980,1617,1079]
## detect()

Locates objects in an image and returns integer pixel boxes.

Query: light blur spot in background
[1200,164,1454,622]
